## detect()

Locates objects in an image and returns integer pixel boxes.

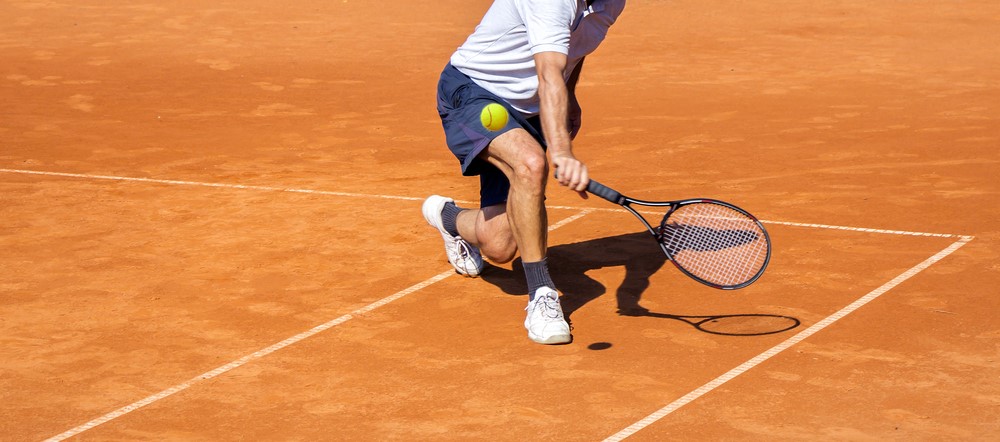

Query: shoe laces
[450,237,479,270]
[528,292,563,321]
[453,238,473,258]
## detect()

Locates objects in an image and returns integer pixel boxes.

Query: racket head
[654,199,771,289]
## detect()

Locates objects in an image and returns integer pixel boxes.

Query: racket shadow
[479,231,799,337]
[479,231,657,307]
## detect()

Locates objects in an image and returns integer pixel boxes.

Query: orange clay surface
[2,0,999,440]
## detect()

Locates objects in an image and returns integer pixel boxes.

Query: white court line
[40,197,589,441]
[0,168,967,238]
[2,168,973,438]
[42,270,452,442]
[603,235,974,442]
[0,168,427,201]
[549,208,594,230]
[758,219,962,239]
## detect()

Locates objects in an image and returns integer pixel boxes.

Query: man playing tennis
[422,0,626,344]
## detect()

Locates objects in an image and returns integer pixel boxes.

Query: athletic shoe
[524,287,572,344]
[422,195,484,277]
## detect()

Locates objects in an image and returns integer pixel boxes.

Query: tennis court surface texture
[2,0,998,440]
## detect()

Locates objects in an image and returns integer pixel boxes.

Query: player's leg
[476,128,548,263]
[453,203,516,264]
[423,64,496,277]
[474,128,570,345]
[449,128,545,264]
[428,64,568,343]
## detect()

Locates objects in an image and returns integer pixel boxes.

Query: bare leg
[452,128,548,264]
[454,204,516,263]
[445,128,568,344]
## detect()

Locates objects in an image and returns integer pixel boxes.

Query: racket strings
[657,203,769,287]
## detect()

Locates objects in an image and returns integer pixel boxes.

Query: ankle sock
[441,202,462,237]
[524,258,555,300]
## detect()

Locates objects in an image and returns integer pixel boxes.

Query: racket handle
[553,171,624,204]
[586,179,624,204]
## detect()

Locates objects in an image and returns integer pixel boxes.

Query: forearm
[534,51,588,193]
[534,52,572,158]
[538,74,573,158]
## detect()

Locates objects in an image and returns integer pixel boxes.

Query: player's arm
[535,51,589,195]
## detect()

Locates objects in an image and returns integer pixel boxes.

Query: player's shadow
[479,231,799,337]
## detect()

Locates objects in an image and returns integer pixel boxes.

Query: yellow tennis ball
[480,103,509,131]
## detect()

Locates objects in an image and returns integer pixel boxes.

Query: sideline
[602,235,974,441]
[45,270,454,441]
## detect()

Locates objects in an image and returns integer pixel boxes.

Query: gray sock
[441,202,462,237]
[524,258,555,300]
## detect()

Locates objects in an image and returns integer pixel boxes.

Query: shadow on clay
[479,231,799,338]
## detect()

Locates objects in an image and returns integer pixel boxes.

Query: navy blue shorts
[436,64,545,208]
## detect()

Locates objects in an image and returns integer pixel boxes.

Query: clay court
[2,0,998,440]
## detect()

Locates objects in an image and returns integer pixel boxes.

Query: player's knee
[512,151,547,189]
[477,222,517,263]
[482,238,517,264]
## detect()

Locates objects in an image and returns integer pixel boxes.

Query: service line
[1,168,968,238]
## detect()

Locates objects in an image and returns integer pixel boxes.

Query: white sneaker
[422,195,484,277]
[524,287,572,344]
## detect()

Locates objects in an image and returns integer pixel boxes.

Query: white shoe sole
[527,331,572,345]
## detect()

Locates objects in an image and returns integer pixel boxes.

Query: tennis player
[423,0,626,344]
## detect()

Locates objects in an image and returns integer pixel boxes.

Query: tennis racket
[584,178,771,289]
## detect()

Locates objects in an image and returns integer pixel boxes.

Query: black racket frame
[585,178,772,290]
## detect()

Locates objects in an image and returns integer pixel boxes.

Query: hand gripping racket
[584,178,771,289]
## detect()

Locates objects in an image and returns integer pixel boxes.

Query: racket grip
[586,179,624,204]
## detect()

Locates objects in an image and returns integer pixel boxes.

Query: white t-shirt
[451,0,626,116]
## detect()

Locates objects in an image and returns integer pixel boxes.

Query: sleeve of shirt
[516,0,578,55]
